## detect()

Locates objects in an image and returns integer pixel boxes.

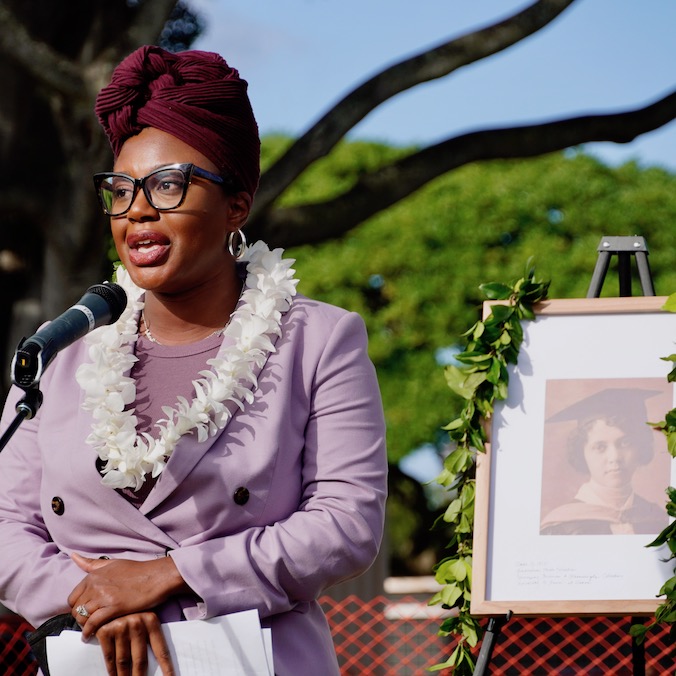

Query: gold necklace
[140,310,227,345]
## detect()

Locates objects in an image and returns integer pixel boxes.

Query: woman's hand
[68,553,189,638]
[95,611,174,676]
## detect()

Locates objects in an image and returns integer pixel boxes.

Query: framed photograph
[471,297,676,616]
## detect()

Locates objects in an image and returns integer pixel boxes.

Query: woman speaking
[0,45,387,676]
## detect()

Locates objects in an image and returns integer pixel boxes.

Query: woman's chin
[600,475,632,490]
[124,265,172,293]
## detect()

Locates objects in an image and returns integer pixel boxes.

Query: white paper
[485,311,676,603]
[46,609,273,676]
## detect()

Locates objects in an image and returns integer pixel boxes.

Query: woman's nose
[605,444,622,463]
[126,189,159,222]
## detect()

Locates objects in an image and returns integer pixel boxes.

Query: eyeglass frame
[92,163,240,216]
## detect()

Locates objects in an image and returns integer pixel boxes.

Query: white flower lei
[75,241,298,491]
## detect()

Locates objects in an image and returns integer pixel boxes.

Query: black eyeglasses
[93,163,236,216]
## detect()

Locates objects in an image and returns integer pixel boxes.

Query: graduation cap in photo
[546,387,661,426]
[546,386,664,470]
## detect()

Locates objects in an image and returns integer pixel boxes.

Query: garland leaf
[430,262,549,673]
[632,292,676,644]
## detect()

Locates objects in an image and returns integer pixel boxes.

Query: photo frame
[471,297,676,616]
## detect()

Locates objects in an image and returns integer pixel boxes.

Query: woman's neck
[141,266,243,345]
[579,479,633,510]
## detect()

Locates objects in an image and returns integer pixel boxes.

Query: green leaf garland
[432,272,676,670]
[430,262,549,673]
[631,292,676,646]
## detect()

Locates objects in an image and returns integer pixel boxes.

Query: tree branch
[0,1,179,101]
[80,0,179,103]
[250,89,676,247]
[0,1,84,96]
[252,0,577,218]
[0,189,46,224]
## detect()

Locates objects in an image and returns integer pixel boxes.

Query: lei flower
[75,241,297,491]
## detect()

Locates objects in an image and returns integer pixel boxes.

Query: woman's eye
[109,179,132,198]
[153,173,185,194]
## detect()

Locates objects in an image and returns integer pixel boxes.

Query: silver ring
[75,604,90,618]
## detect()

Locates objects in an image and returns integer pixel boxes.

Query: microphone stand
[0,386,43,453]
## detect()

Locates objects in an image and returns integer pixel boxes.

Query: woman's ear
[228,191,253,228]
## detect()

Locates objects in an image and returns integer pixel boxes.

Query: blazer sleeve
[0,385,86,626]
[169,310,388,620]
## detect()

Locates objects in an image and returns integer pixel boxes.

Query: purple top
[119,334,222,507]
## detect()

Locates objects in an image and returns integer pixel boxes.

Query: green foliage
[285,143,676,465]
[158,1,204,52]
[260,135,294,172]
[425,265,549,674]
[428,610,481,673]
[631,294,676,645]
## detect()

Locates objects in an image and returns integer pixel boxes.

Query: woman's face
[582,419,640,489]
[110,127,250,296]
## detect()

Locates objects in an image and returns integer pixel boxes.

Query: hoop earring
[227,229,247,260]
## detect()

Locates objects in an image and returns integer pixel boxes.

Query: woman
[540,387,666,535]
[0,46,387,675]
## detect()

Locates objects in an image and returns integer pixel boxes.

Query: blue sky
[189,0,676,171]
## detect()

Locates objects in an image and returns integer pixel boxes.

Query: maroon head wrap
[95,45,260,197]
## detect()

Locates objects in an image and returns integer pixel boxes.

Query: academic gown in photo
[0,295,388,676]
[540,491,666,535]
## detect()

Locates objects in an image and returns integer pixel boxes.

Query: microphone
[11,282,128,390]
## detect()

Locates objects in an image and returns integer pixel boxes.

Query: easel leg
[631,617,646,676]
[634,252,656,296]
[586,251,612,298]
[473,612,512,676]
[618,252,632,296]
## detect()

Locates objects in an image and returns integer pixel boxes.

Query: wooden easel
[586,235,655,298]
[587,235,655,676]
[472,235,656,676]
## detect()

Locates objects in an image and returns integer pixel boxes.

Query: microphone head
[11,282,129,391]
[86,282,128,324]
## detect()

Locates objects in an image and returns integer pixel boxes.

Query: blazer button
[233,487,249,505]
[51,496,65,515]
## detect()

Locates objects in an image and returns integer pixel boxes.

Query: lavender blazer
[0,295,387,676]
